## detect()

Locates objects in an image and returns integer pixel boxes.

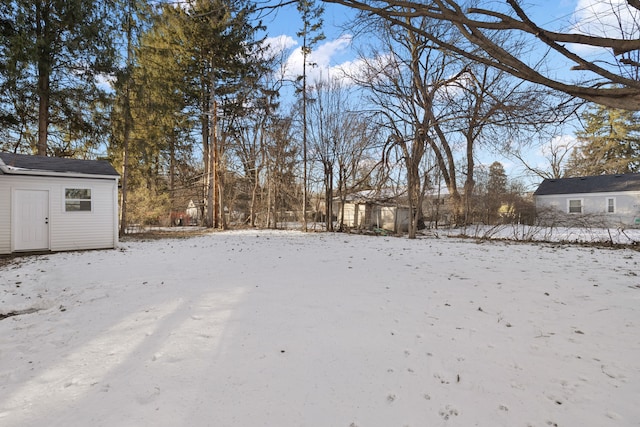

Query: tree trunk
[266,168,273,228]
[36,69,49,156]
[212,102,219,229]
[119,3,133,236]
[218,168,226,230]
[119,73,132,236]
[202,96,210,227]
[250,165,259,227]
[405,153,420,239]
[169,140,176,225]
[324,162,334,231]
[207,73,217,228]
[463,134,475,224]
[450,190,464,226]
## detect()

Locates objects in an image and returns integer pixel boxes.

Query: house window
[65,188,92,211]
[607,197,615,213]
[568,199,582,214]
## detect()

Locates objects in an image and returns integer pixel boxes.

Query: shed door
[14,189,50,251]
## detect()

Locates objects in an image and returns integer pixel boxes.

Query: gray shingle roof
[534,173,640,195]
[0,152,119,177]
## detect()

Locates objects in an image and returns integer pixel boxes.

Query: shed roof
[0,152,119,178]
[337,188,408,205]
[534,173,640,196]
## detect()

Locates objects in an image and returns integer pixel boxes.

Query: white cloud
[571,0,639,38]
[312,35,352,67]
[263,35,298,53]
[259,35,298,65]
[533,134,577,170]
[282,34,352,82]
[268,34,400,89]
[329,52,401,88]
[544,134,577,154]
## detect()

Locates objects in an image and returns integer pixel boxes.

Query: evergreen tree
[486,161,507,224]
[110,0,153,235]
[109,0,265,228]
[296,0,324,231]
[566,105,640,176]
[0,0,118,156]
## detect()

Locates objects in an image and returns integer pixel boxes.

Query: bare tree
[265,116,299,228]
[437,59,561,222]
[510,135,577,180]
[348,14,464,237]
[307,79,337,230]
[334,114,381,231]
[307,76,380,231]
[297,0,326,231]
[350,11,550,233]
[231,49,285,227]
[324,0,640,110]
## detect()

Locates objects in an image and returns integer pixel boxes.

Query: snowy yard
[1,230,639,426]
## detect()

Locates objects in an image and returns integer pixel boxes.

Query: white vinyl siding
[0,174,118,254]
[52,179,116,251]
[535,191,640,227]
[0,176,11,254]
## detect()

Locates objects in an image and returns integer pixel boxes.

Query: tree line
[1,0,638,238]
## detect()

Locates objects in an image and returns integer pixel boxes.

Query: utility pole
[302,41,308,232]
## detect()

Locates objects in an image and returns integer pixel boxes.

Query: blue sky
[258,1,358,85]
[256,1,638,187]
[259,0,586,82]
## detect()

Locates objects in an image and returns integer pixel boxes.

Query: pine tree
[296,0,324,231]
[109,0,265,228]
[0,0,118,156]
[486,161,507,224]
[566,105,640,177]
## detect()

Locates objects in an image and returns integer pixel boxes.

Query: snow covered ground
[1,229,639,426]
[445,223,640,246]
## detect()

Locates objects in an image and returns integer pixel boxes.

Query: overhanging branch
[323,0,640,110]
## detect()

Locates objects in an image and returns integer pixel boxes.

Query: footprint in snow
[439,405,459,420]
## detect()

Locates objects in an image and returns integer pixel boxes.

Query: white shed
[334,189,411,233]
[0,152,120,254]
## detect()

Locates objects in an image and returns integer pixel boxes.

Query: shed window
[568,199,582,214]
[65,188,92,211]
[607,197,615,213]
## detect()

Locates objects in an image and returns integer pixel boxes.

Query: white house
[0,152,120,254]
[186,200,203,225]
[533,173,640,227]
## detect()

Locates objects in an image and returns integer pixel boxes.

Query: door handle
[45,217,49,224]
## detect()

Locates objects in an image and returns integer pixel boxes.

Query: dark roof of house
[0,152,119,177]
[534,173,640,196]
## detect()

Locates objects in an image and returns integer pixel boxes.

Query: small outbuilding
[186,199,203,225]
[0,152,120,254]
[334,190,411,233]
[533,173,640,227]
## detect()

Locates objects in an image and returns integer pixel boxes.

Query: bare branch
[323,0,640,110]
